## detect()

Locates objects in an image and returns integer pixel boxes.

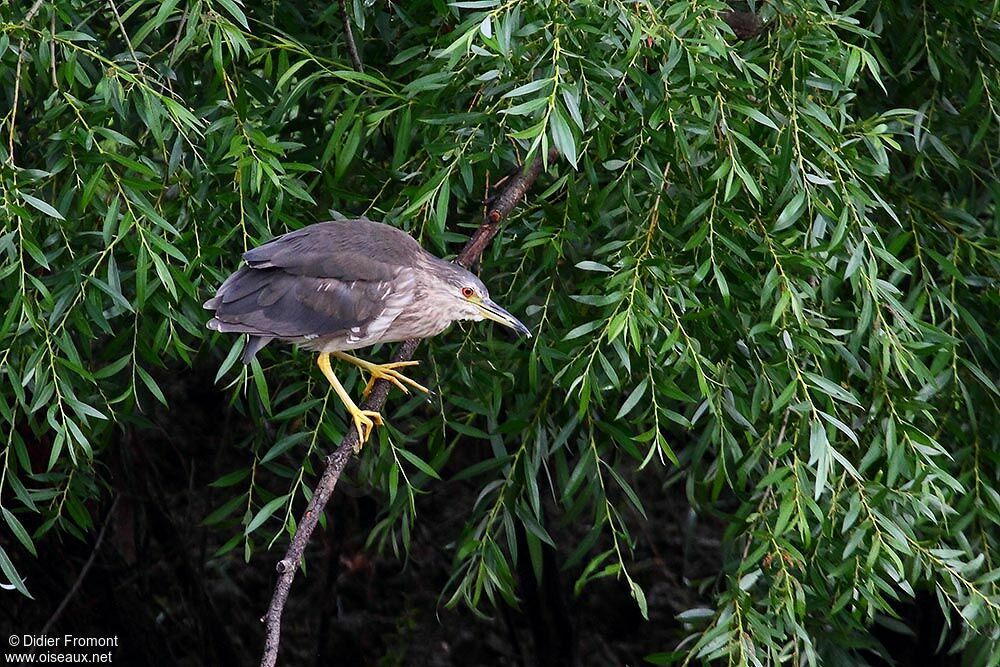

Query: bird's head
[438,265,531,337]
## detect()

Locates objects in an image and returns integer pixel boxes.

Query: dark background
[4,363,959,666]
[2,1,995,664]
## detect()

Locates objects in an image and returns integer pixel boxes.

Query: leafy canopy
[1,0,998,663]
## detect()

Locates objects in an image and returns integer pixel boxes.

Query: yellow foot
[349,408,384,452]
[331,353,430,398]
[360,361,428,398]
[317,352,388,452]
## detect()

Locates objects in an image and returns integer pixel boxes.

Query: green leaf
[210,469,251,488]
[203,493,249,526]
[250,360,271,412]
[2,508,36,556]
[245,495,289,534]
[616,378,649,420]
[733,105,779,131]
[629,580,649,620]
[260,432,310,465]
[575,261,614,272]
[21,193,65,220]
[810,420,830,500]
[396,447,441,480]
[773,191,807,231]
[0,545,32,598]
[136,366,167,406]
[550,106,577,168]
[564,320,603,340]
[514,505,555,547]
[434,177,451,237]
[502,78,551,99]
[216,0,250,29]
[803,372,861,407]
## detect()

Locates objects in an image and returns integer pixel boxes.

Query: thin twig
[168,7,190,64]
[40,495,120,635]
[258,149,557,667]
[50,13,57,87]
[8,55,22,160]
[7,0,47,160]
[25,0,45,21]
[108,0,146,75]
[338,0,364,72]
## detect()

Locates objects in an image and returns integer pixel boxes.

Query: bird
[204,219,530,449]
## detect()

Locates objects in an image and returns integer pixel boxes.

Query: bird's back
[204,219,430,361]
[241,219,427,278]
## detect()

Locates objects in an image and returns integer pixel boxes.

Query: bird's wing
[205,266,416,342]
[240,220,426,281]
[205,220,425,343]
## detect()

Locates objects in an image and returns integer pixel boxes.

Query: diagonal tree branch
[258,148,558,667]
[338,0,364,72]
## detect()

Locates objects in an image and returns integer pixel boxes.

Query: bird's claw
[360,360,429,399]
[351,409,384,452]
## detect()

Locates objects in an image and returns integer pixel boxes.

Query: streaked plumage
[204,218,530,448]
[205,219,497,362]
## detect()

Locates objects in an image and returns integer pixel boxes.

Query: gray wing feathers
[242,336,273,364]
[241,220,426,281]
[205,220,422,363]
[206,269,399,338]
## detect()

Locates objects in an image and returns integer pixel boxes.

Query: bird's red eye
[461,287,475,298]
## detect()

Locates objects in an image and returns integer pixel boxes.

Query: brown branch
[338,0,364,73]
[461,149,558,264]
[258,149,556,667]
[25,0,45,21]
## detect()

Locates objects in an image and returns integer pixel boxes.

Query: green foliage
[2,0,998,663]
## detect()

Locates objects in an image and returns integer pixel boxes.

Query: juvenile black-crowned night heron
[204,219,530,447]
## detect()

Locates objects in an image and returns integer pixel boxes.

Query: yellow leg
[331,352,430,399]
[317,352,383,451]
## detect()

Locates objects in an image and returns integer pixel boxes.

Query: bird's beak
[476,298,531,338]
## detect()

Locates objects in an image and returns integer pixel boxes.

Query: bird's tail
[241,335,272,364]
